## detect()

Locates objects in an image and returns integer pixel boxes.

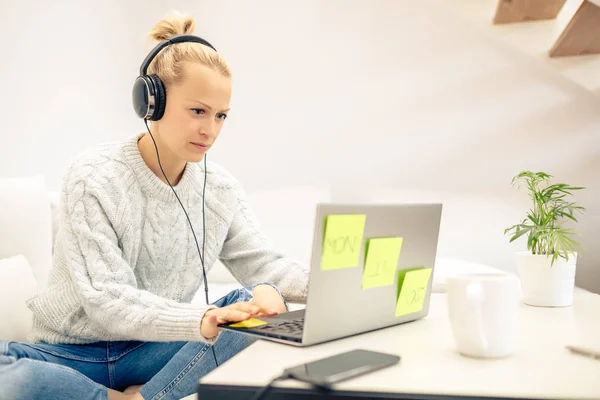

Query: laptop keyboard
[254,317,305,336]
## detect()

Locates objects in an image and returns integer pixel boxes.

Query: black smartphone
[282,349,400,388]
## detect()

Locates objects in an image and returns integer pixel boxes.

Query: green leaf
[505,170,585,257]
[508,226,533,243]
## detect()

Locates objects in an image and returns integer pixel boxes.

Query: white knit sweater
[26,133,309,345]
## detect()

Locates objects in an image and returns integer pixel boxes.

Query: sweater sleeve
[218,182,310,304]
[62,168,219,344]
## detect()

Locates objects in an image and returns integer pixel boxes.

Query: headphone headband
[133,34,217,121]
[139,34,218,75]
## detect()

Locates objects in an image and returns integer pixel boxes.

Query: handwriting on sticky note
[395,268,432,317]
[362,237,403,289]
[320,214,366,270]
[228,318,267,328]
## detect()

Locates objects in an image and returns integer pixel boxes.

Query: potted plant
[504,171,585,307]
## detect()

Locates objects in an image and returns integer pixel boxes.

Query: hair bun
[148,11,196,41]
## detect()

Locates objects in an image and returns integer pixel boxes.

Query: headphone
[132,34,220,365]
[132,34,217,121]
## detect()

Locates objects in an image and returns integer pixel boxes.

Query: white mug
[446,273,520,359]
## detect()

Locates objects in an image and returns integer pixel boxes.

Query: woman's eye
[191,108,205,115]
[217,113,228,120]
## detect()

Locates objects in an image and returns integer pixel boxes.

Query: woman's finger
[216,309,251,323]
[255,308,278,317]
[227,302,260,315]
[200,313,220,339]
[249,300,278,316]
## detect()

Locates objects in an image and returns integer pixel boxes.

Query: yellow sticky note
[228,318,267,328]
[362,237,403,289]
[395,268,432,317]
[320,214,366,270]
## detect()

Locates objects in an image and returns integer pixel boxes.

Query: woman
[0,11,309,400]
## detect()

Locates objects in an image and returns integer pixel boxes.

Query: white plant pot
[516,251,577,307]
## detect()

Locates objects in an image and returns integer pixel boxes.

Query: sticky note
[228,318,267,328]
[395,268,432,317]
[320,214,366,270]
[362,237,403,289]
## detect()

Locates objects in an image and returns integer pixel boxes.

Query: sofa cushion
[0,255,37,342]
[0,176,53,286]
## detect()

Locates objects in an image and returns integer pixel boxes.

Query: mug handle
[466,282,488,352]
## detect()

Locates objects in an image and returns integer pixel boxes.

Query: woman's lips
[191,142,208,150]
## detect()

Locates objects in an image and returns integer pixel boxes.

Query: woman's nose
[199,120,217,138]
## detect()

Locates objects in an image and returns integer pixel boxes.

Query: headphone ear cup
[132,76,151,119]
[149,74,167,121]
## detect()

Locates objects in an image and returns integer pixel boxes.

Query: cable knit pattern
[26,133,309,345]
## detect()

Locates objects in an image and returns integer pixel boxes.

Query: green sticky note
[395,268,432,317]
[362,237,403,289]
[320,214,366,270]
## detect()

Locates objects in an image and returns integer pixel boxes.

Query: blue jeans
[0,285,272,400]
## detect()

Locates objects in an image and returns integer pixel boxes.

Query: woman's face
[155,61,232,163]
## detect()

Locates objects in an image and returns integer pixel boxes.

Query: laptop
[219,203,442,347]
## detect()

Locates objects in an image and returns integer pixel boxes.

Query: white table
[196,292,600,399]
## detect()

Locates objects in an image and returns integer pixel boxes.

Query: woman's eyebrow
[187,99,230,112]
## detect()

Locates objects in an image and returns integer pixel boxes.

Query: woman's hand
[199,285,286,339]
[250,284,287,316]
[200,302,260,339]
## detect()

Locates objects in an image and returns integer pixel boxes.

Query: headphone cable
[144,120,218,367]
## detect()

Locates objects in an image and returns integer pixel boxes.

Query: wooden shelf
[549,0,600,57]
[493,0,567,24]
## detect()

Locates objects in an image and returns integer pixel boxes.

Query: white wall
[1,0,599,292]
[1,0,161,179]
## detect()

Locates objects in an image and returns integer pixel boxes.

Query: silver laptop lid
[301,203,442,346]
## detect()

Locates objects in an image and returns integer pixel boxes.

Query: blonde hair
[146,11,231,86]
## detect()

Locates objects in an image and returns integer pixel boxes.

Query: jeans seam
[108,361,115,389]
[107,342,146,362]
[23,343,106,362]
[150,344,210,400]
[106,343,113,389]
